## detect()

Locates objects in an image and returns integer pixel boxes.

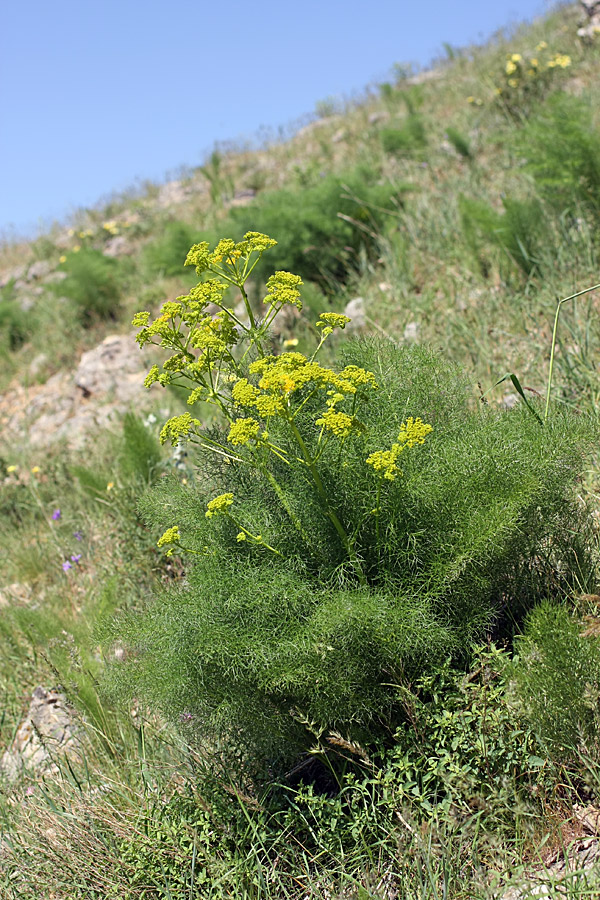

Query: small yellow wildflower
[6,465,18,474]
[67,228,75,237]
[59,255,67,263]
[366,418,433,481]
[227,417,261,445]
[31,466,41,474]
[160,412,200,446]
[106,482,114,491]
[366,448,402,481]
[536,41,548,51]
[511,53,522,62]
[157,525,180,548]
[157,525,180,556]
[73,245,81,253]
[316,313,351,330]
[315,409,363,438]
[505,60,517,75]
[263,271,303,309]
[397,417,433,448]
[508,78,518,88]
[530,58,539,67]
[205,493,234,518]
[283,338,299,348]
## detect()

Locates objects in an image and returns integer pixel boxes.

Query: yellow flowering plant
[493,43,572,117]
[133,232,432,583]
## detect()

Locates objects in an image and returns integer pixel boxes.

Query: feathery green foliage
[229,169,406,287]
[517,91,600,216]
[141,220,213,278]
[459,194,550,276]
[512,601,600,759]
[108,326,595,775]
[380,115,427,157]
[57,247,123,323]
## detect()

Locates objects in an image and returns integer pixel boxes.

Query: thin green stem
[544,282,600,422]
[232,521,282,557]
[374,476,383,548]
[262,467,313,548]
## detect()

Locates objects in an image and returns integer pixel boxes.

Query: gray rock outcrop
[0,687,80,784]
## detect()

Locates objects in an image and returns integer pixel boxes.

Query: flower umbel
[205,493,234,518]
[227,417,261,446]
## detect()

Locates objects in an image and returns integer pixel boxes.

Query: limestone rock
[41,270,67,284]
[368,112,388,126]
[26,260,53,281]
[579,0,600,39]
[103,235,133,258]
[344,296,366,331]
[0,332,156,449]
[403,321,419,342]
[0,583,32,608]
[0,264,26,289]
[0,687,80,784]
[74,334,144,397]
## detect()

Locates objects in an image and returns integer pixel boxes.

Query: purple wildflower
[62,560,72,572]
[73,531,83,541]
[179,712,193,723]
[52,509,61,521]
[70,554,82,563]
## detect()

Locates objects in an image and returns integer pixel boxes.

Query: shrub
[380,115,427,157]
[141,220,215,278]
[0,297,32,351]
[494,44,573,118]
[459,194,550,276]
[512,601,600,758]
[57,248,123,323]
[105,232,596,778]
[445,126,472,160]
[517,91,600,217]
[228,169,407,288]
[388,645,552,823]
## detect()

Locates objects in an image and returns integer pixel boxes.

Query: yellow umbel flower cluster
[160,413,200,446]
[231,353,378,422]
[205,493,234,518]
[185,232,277,275]
[397,416,434,448]
[366,418,433,481]
[227,417,261,446]
[157,525,180,557]
[315,409,363,438]
[263,271,304,310]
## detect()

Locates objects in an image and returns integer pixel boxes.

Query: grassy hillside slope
[3,4,600,897]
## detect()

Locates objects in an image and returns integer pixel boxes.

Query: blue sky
[1,0,552,237]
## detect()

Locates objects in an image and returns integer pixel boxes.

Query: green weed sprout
[132,232,432,584]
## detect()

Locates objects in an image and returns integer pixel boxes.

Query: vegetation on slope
[2,4,600,897]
